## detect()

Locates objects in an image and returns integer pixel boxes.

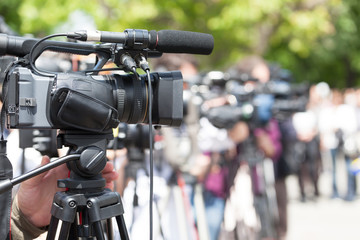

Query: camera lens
[113,74,149,124]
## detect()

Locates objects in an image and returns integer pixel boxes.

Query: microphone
[67,29,214,55]
[156,30,214,55]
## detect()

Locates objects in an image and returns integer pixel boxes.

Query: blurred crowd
[109,54,360,240]
[4,52,360,240]
[294,83,360,203]
[1,16,360,240]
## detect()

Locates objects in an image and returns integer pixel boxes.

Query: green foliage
[1,0,360,87]
[0,0,22,33]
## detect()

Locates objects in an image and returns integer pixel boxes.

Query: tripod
[46,130,130,240]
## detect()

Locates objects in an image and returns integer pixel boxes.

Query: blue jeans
[330,148,339,197]
[203,190,225,240]
[345,155,356,201]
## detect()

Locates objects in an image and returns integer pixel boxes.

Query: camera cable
[144,61,154,240]
[134,52,154,240]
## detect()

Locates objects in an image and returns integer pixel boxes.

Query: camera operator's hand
[255,130,275,158]
[228,121,249,144]
[16,156,118,228]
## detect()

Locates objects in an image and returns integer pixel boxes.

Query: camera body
[5,67,183,133]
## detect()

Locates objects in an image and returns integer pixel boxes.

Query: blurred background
[2,0,360,240]
[1,0,360,88]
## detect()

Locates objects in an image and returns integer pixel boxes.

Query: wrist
[11,195,48,238]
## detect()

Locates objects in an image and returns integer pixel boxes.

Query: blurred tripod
[46,130,129,240]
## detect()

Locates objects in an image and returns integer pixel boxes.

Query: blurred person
[292,84,324,202]
[154,54,203,240]
[353,88,360,183]
[221,56,283,240]
[197,115,237,240]
[355,88,360,128]
[318,88,343,199]
[292,108,321,201]
[340,89,358,201]
[194,92,257,240]
[319,88,358,201]
[152,54,250,240]
[344,88,357,107]
[192,69,252,240]
[275,115,298,239]
[248,57,283,240]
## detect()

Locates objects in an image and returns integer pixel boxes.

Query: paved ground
[286,154,360,240]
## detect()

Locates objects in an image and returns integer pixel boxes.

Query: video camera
[265,66,309,119]
[107,123,152,162]
[108,123,151,150]
[199,68,308,129]
[0,29,214,134]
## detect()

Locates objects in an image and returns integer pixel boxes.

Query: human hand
[102,160,119,190]
[228,121,249,144]
[16,156,118,228]
[255,131,275,158]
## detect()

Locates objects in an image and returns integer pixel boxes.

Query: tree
[1,0,359,87]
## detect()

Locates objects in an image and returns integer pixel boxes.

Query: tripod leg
[115,215,130,240]
[93,221,106,240]
[106,218,114,240]
[46,216,59,240]
[58,221,72,239]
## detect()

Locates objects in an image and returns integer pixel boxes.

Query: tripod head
[42,130,130,240]
[57,130,112,186]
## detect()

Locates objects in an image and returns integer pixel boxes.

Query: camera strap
[0,58,16,239]
[0,139,13,240]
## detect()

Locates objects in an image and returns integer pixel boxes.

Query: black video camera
[201,68,308,129]
[196,71,256,129]
[108,123,151,150]
[0,29,214,133]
